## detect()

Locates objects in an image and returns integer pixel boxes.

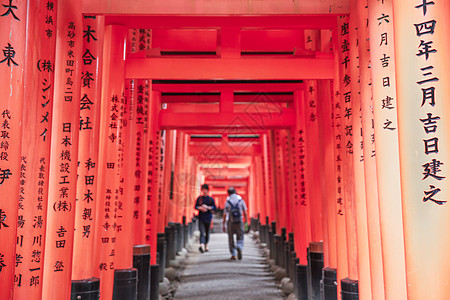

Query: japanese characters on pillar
[334,15,350,285]
[157,129,166,234]
[347,0,372,296]
[41,0,82,298]
[368,0,408,298]
[72,14,103,282]
[0,0,27,297]
[273,130,287,231]
[392,0,450,298]
[303,30,323,243]
[293,91,311,264]
[132,79,148,245]
[14,0,57,297]
[115,77,136,270]
[93,25,127,300]
[356,0,386,298]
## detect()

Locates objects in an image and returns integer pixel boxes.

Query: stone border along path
[170,232,285,300]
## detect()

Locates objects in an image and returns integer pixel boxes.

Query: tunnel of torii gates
[1,0,450,299]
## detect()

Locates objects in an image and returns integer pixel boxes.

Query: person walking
[194,184,216,253]
[222,187,248,260]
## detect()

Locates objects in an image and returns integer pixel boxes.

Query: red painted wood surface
[41,0,82,298]
[72,14,104,282]
[0,0,27,298]
[13,1,57,298]
[93,24,127,300]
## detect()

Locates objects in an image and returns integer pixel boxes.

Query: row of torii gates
[1,0,450,299]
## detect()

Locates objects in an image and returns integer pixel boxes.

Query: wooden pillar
[41,0,82,298]
[293,91,312,264]
[347,1,372,298]
[72,14,104,283]
[368,0,408,298]
[334,16,349,292]
[356,0,386,298]
[0,0,27,297]
[304,30,323,243]
[273,130,287,232]
[13,0,57,298]
[317,79,337,269]
[93,24,127,300]
[392,0,450,298]
[115,72,137,271]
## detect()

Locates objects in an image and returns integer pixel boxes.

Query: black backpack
[228,199,242,223]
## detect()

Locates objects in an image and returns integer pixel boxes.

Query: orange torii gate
[2,1,450,300]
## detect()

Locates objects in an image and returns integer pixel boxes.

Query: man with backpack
[222,187,248,260]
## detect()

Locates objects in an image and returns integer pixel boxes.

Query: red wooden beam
[102,15,341,28]
[160,110,295,129]
[160,94,294,105]
[153,83,303,93]
[127,57,334,80]
[194,156,252,164]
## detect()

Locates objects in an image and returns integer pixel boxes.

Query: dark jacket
[195,196,216,223]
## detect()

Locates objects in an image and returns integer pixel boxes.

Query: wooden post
[0,0,27,297]
[41,0,82,298]
[72,14,104,283]
[392,0,450,298]
[348,0,372,297]
[93,24,127,300]
[356,0,386,298]
[334,16,350,293]
[13,1,57,298]
[293,91,312,264]
[368,0,408,298]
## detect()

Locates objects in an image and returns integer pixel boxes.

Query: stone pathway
[173,232,284,300]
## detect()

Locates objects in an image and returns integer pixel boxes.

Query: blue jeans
[199,221,211,245]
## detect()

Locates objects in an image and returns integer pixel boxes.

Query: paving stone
[173,233,283,300]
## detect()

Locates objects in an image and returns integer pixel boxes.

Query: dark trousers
[227,221,244,255]
[199,221,211,245]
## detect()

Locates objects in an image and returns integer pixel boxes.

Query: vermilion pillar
[368,0,408,299]
[72,14,104,284]
[293,91,311,264]
[281,130,293,232]
[93,24,127,300]
[356,1,386,298]
[316,79,337,269]
[304,80,323,242]
[273,130,287,231]
[303,30,323,244]
[392,1,450,298]
[14,1,57,298]
[115,77,137,270]
[0,0,26,297]
[334,16,349,292]
[147,89,160,264]
[348,1,372,298]
[261,134,275,225]
[42,0,82,298]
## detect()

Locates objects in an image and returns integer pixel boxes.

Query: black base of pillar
[157,233,167,282]
[341,278,359,300]
[296,264,309,300]
[321,267,337,300]
[133,245,151,300]
[150,264,160,300]
[307,243,324,300]
[165,224,176,263]
[112,268,138,300]
[71,277,100,300]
